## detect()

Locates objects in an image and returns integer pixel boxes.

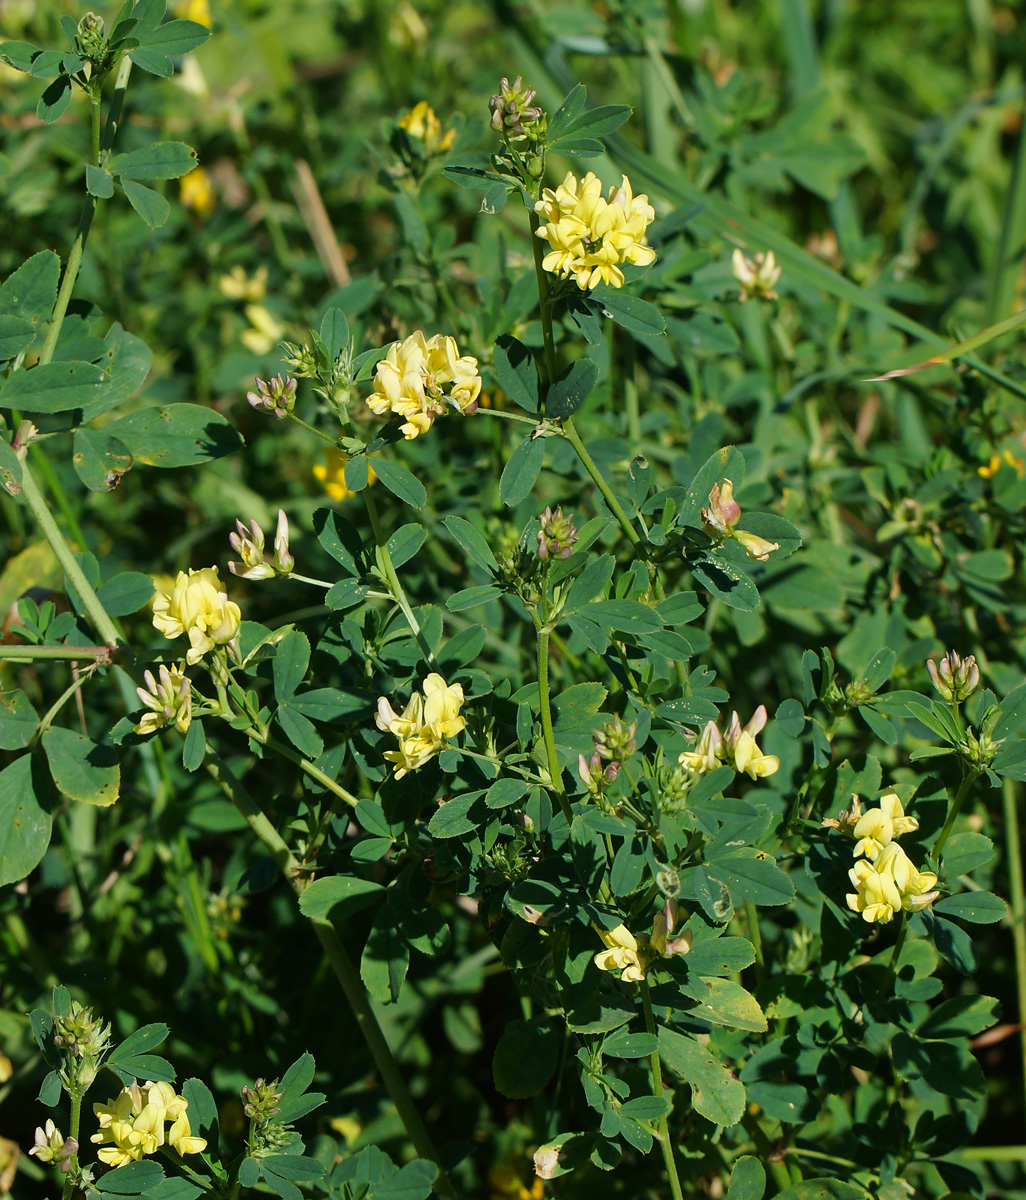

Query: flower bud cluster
[53,1001,111,1089]
[679,706,779,780]
[489,76,546,140]
[824,793,939,924]
[134,664,192,737]
[247,374,297,420]
[536,506,578,561]
[229,511,294,580]
[701,480,779,562]
[927,650,980,703]
[242,1078,283,1124]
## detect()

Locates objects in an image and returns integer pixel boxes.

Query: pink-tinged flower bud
[928,650,980,702]
[537,505,579,561]
[702,479,742,537]
[733,529,780,562]
[246,374,297,419]
[273,509,294,574]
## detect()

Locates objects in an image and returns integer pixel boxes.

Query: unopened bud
[488,75,546,141]
[732,248,781,301]
[241,1077,283,1124]
[537,505,578,561]
[29,1121,77,1172]
[247,374,296,419]
[229,511,293,580]
[593,715,637,763]
[928,651,980,702]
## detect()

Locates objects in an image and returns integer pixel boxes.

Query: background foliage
[2,1,1026,1198]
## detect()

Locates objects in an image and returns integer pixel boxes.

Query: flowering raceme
[152,567,241,665]
[679,706,779,780]
[534,171,655,290]
[376,673,466,777]
[366,331,481,440]
[91,1082,206,1167]
[134,664,192,737]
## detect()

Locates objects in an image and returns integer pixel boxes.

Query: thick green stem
[1002,777,1026,1120]
[528,210,558,387]
[263,734,358,808]
[934,768,979,859]
[535,618,571,820]
[562,419,642,548]
[362,485,435,665]
[0,644,112,661]
[639,978,685,1200]
[61,1091,83,1200]
[18,461,125,653]
[205,756,458,1200]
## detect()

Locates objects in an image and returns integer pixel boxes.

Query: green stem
[534,617,571,820]
[362,485,435,665]
[934,767,979,859]
[639,978,685,1200]
[562,419,642,547]
[205,756,458,1200]
[289,573,334,589]
[477,407,539,426]
[887,911,908,972]
[61,1091,83,1200]
[744,901,766,983]
[1002,777,1026,1120]
[264,734,359,808]
[528,210,558,387]
[0,644,112,661]
[18,461,125,653]
[287,411,339,447]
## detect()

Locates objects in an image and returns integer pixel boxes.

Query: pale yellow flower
[701,478,778,561]
[593,924,646,982]
[240,304,285,356]
[846,842,938,924]
[851,793,918,860]
[534,171,656,291]
[180,166,214,217]
[398,101,455,156]
[219,266,267,302]
[92,1083,206,1167]
[375,673,466,778]
[683,706,779,780]
[366,331,481,440]
[678,720,723,775]
[152,567,241,664]
[174,0,212,26]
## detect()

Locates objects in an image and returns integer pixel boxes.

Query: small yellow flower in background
[240,304,285,356]
[398,101,455,157]
[152,567,241,665]
[732,248,781,301]
[313,449,378,502]
[366,331,481,440]
[134,664,192,737]
[701,478,779,562]
[174,0,212,26]
[376,673,466,778]
[490,1158,545,1200]
[978,448,1026,479]
[594,924,647,982]
[388,2,428,48]
[179,166,215,217]
[219,265,267,302]
[92,1082,206,1167]
[534,171,655,290]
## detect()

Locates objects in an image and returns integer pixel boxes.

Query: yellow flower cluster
[827,794,939,924]
[313,449,378,502]
[91,1082,206,1168]
[678,706,779,780]
[375,673,466,778]
[534,171,656,291]
[152,567,241,665]
[366,331,481,440]
[397,101,455,157]
[179,167,215,218]
[593,901,692,983]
